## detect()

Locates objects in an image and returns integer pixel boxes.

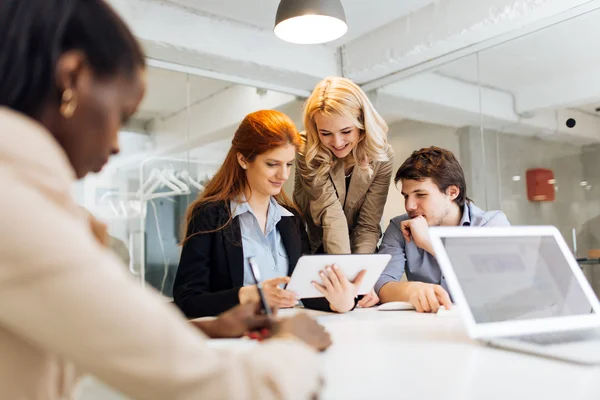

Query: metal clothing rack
[137,156,218,290]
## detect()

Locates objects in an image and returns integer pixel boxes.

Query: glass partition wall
[476,8,600,296]
[77,65,304,298]
[76,7,600,299]
[376,7,600,297]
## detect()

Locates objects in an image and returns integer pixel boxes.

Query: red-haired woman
[173,110,365,318]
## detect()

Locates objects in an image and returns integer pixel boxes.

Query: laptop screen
[442,235,595,323]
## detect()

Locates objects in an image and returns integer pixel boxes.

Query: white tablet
[286,254,391,298]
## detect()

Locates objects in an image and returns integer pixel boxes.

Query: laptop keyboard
[507,328,600,346]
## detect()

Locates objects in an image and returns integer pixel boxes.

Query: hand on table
[406,282,452,313]
[191,301,273,339]
[358,289,379,308]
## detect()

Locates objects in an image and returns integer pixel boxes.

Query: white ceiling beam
[111,0,600,111]
[345,0,598,90]
[152,85,299,155]
[516,69,600,113]
[106,86,301,171]
[108,0,338,96]
[377,72,600,144]
[377,73,515,127]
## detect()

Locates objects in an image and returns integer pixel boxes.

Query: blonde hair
[301,76,390,180]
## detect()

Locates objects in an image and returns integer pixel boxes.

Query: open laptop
[429,225,600,365]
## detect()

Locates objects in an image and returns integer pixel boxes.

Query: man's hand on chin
[400,216,435,256]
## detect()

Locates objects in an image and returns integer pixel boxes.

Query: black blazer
[173,200,336,318]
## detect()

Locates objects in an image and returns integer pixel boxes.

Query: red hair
[181,109,302,244]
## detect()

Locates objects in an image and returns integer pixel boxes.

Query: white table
[267,307,600,400]
[78,307,600,400]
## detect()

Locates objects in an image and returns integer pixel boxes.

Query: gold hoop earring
[60,89,77,119]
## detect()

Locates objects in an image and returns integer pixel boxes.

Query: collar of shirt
[230,196,293,234]
[459,202,471,226]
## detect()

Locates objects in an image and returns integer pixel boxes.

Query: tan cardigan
[294,148,394,255]
[0,108,320,400]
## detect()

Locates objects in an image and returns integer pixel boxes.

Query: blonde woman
[294,77,394,307]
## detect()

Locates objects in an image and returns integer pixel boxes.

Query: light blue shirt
[231,197,293,286]
[375,202,510,295]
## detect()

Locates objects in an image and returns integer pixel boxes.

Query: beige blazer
[0,108,320,400]
[294,148,394,255]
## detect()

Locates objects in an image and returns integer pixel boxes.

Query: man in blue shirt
[375,146,510,312]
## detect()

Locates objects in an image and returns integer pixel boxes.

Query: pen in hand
[248,257,273,317]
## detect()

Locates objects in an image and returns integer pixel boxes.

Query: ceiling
[435,7,600,94]
[122,2,600,155]
[165,0,437,45]
[183,137,232,163]
[576,103,600,116]
[136,66,232,121]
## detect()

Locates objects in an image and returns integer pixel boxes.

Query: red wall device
[526,168,555,202]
